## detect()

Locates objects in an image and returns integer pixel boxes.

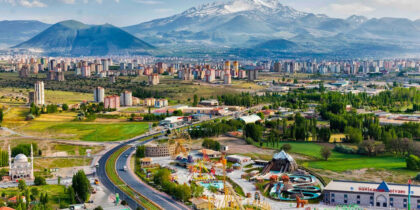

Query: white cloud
[132,0,162,5]
[1,0,47,7]
[60,0,75,4]
[154,8,173,13]
[329,3,374,15]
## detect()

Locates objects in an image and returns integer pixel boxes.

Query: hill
[15,20,155,56]
[0,20,50,48]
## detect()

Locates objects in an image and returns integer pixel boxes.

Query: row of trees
[189,119,244,138]
[28,103,59,117]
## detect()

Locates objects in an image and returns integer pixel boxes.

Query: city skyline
[1,0,420,26]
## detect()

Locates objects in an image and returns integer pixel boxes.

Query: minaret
[8,145,11,177]
[30,144,34,179]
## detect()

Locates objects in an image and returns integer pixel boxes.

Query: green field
[35,157,92,169]
[0,185,71,209]
[0,87,92,105]
[305,156,406,172]
[22,121,149,141]
[260,141,415,182]
[261,142,361,160]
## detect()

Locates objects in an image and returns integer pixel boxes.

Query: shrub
[34,176,47,186]
[320,147,332,161]
[334,144,356,154]
[202,138,221,151]
[280,143,292,152]
[406,155,420,170]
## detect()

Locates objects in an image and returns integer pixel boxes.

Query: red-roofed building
[8,196,25,203]
[0,207,15,210]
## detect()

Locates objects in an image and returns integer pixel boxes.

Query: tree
[202,138,221,151]
[358,140,385,156]
[72,170,91,203]
[18,179,27,191]
[94,206,104,210]
[257,112,264,120]
[244,123,262,142]
[31,187,39,198]
[193,94,198,107]
[34,176,46,186]
[67,186,76,204]
[407,155,420,170]
[0,109,3,125]
[62,104,69,111]
[320,147,332,161]
[345,127,363,144]
[40,192,48,205]
[280,143,292,152]
[173,110,183,116]
[136,146,146,158]
[318,127,331,142]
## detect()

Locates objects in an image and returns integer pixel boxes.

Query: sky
[1,0,420,26]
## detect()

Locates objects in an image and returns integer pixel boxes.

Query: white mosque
[8,145,34,181]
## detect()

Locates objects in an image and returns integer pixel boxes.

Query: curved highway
[96,105,262,209]
[97,133,189,210]
[117,144,189,210]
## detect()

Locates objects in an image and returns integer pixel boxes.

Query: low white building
[239,114,261,124]
[323,180,420,209]
[226,155,251,164]
[160,116,184,127]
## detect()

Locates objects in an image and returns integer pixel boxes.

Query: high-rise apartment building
[148,74,160,85]
[94,87,105,103]
[247,69,258,81]
[104,95,120,109]
[274,62,282,72]
[33,81,44,106]
[120,91,132,106]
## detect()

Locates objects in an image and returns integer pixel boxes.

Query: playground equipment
[269,175,321,201]
[296,196,308,208]
[171,130,192,158]
[220,155,244,210]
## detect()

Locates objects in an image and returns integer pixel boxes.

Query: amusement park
[136,131,327,210]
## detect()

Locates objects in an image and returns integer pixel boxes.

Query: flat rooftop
[324,180,420,196]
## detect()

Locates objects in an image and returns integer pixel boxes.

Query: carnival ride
[269,174,321,201]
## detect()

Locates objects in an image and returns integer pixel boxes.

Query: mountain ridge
[14,20,155,56]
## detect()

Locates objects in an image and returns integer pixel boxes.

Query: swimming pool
[198,181,224,190]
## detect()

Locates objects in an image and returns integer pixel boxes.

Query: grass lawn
[2,106,149,141]
[53,144,101,156]
[304,156,406,172]
[0,184,70,209]
[0,87,92,105]
[260,141,416,183]
[34,157,92,169]
[261,141,361,160]
[21,121,149,141]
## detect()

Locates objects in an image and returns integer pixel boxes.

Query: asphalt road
[96,134,156,210]
[96,107,263,210]
[96,133,190,210]
[116,144,189,210]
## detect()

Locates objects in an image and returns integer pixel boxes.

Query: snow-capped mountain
[122,0,420,57]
